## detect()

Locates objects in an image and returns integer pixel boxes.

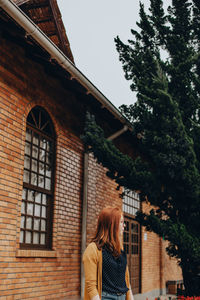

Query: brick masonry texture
[0,23,182,299]
[141,202,182,293]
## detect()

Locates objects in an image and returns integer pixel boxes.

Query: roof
[12,0,74,62]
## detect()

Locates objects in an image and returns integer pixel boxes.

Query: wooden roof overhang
[12,0,74,62]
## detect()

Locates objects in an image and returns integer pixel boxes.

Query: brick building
[0,0,182,299]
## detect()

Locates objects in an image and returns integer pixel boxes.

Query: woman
[83,206,134,300]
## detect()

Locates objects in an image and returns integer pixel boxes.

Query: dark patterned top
[102,247,129,294]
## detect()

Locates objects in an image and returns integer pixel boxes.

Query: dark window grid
[123,196,140,210]
[123,191,140,217]
[22,188,49,218]
[22,200,47,229]
[123,204,138,216]
[24,151,52,189]
[20,188,50,246]
[27,123,54,144]
[25,127,53,161]
[132,233,139,244]
[131,229,139,254]
[27,169,52,190]
[131,245,139,255]
[20,219,47,237]
[123,220,139,255]
[131,223,138,233]
[24,168,52,191]
[24,154,52,177]
[27,109,55,138]
[123,221,130,254]
[124,244,129,254]
[25,139,53,167]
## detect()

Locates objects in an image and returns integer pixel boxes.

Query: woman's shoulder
[85,242,99,253]
[83,242,101,261]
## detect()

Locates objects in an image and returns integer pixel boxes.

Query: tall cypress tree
[82,0,200,295]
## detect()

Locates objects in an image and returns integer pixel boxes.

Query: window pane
[132,224,138,233]
[25,231,31,244]
[40,233,45,245]
[46,141,51,151]
[34,204,41,217]
[22,189,26,200]
[39,162,45,175]
[31,159,37,172]
[133,234,138,243]
[21,202,25,214]
[41,220,46,231]
[38,176,44,188]
[40,139,47,149]
[45,178,51,190]
[42,194,47,205]
[31,173,37,186]
[27,203,33,215]
[32,146,38,159]
[123,232,126,243]
[34,218,40,230]
[27,190,34,201]
[35,192,41,204]
[39,149,45,162]
[42,206,46,218]
[46,152,51,164]
[46,166,51,178]
[33,133,39,145]
[33,232,39,244]
[23,170,29,183]
[20,231,24,243]
[20,216,25,229]
[26,217,32,229]
[25,142,31,155]
[126,222,129,231]
[26,129,31,142]
[24,156,30,169]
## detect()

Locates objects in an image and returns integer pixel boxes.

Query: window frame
[20,106,55,250]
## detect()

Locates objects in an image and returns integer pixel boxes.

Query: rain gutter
[0,0,132,129]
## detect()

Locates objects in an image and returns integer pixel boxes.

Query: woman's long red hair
[92,206,123,257]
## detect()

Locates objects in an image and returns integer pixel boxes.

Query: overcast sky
[57,0,150,108]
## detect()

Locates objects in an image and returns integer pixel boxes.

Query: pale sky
[57,0,150,108]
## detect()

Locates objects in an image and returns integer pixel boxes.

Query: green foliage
[82,0,200,295]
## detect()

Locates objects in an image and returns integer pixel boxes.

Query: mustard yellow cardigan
[83,242,132,300]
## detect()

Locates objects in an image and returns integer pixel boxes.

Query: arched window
[20,106,55,249]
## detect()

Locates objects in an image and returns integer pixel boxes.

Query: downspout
[160,237,164,295]
[81,126,129,299]
[0,0,132,129]
[81,151,89,299]
[107,125,128,141]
